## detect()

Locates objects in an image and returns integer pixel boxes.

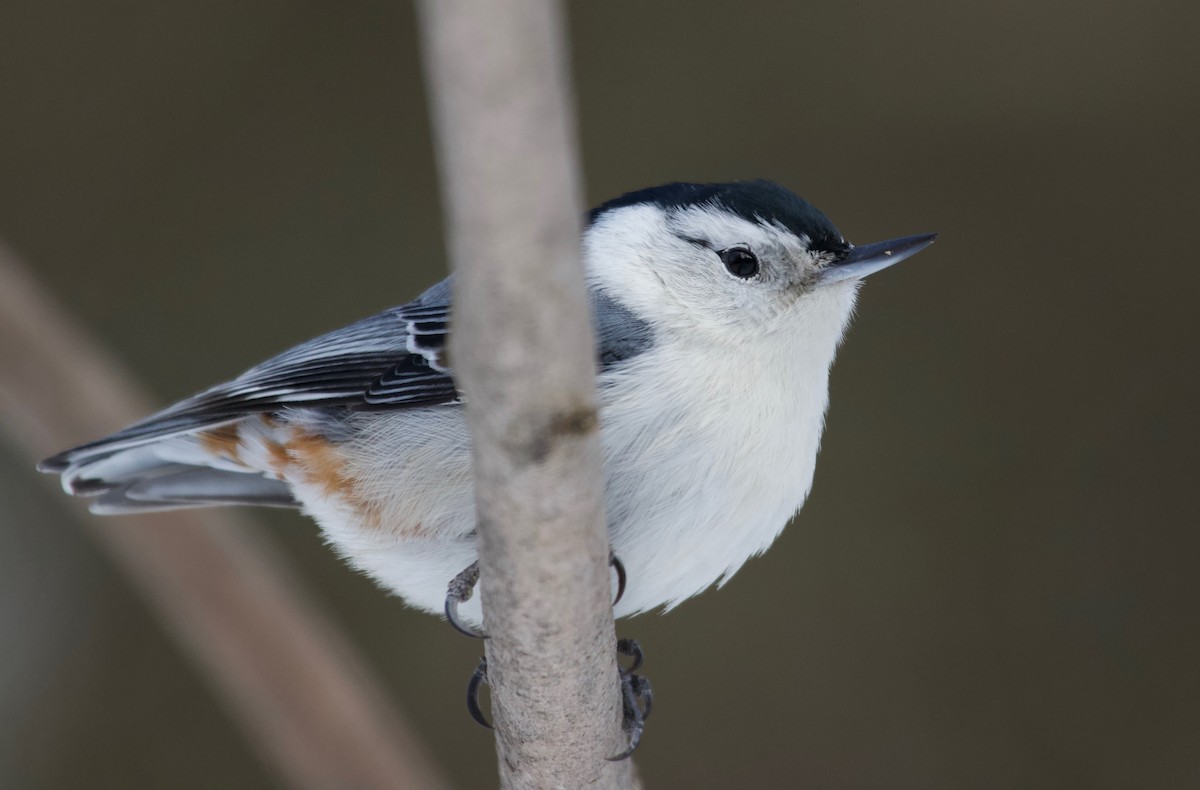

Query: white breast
[290,283,857,625]
[602,284,856,616]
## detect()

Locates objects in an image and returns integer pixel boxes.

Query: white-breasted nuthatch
[41,179,935,630]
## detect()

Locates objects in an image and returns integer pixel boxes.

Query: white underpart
[599,286,856,615]
[287,407,483,622]
[272,203,860,626]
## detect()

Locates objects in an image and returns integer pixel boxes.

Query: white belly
[288,300,845,625]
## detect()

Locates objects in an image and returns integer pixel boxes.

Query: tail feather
[89,488,226,515]
[124,468,295,507]
[43,416,300,514]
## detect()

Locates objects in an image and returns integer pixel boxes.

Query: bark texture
[417,2,638,787]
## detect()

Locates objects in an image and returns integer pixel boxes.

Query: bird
[40,180,935,630]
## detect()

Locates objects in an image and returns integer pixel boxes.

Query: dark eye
[719,247,760,279]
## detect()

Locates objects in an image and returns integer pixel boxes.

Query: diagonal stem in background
[0,240,448,790]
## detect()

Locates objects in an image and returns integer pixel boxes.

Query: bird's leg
[445,561,487,639]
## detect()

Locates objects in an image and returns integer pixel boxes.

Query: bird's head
[583,180,936,343]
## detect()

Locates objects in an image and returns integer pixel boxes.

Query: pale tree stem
[0,241,448,790]
[416,2,639,788]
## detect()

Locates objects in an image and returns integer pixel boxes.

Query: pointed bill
[819,232,938,285]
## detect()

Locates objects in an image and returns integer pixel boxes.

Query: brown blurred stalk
[417,2,638,788]
[0,240,448,790]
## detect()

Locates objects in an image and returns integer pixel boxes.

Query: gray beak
[818,232,938,285]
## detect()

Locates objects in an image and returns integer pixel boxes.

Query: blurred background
[2,1,1198,787]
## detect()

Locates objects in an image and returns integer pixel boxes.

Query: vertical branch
[0,242,448,790]
[416,2,636,787]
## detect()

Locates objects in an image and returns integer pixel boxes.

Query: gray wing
[40,279,459,473]
[40,278,656,477]
[591,288,654,368]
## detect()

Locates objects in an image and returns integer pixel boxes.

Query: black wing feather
[41,276,657,474]
[40,286,460,471]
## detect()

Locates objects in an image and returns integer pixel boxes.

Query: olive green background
[2,2,1198,788]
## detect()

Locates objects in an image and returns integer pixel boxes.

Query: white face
[584,203,857,339]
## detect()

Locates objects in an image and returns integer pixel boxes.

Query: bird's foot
[464,639,653,760]
[608,638,653,760]
[453,553,650,755]
[446,553,627,639]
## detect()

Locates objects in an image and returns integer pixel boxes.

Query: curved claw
[610,553,627,608]
[445,596,488,639]
[445,562,488,639]
[466,657,493,729]
[616,637,643,676]
[607,672,653,760]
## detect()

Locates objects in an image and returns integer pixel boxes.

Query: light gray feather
[124,468,297,507]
